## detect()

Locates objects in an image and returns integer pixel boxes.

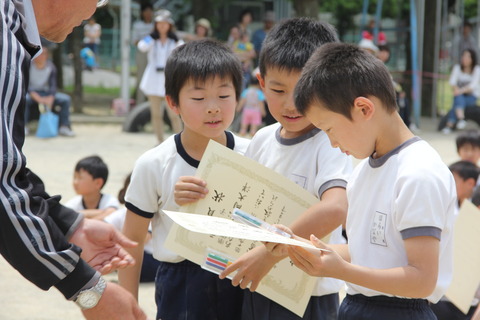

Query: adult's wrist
[74,276,106,309]
[55,259,98,300]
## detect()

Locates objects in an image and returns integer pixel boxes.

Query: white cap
[358,38,379,53]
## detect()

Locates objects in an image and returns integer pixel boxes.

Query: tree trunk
[421,0,437,116]
[72,26,83,113]
[292,0,319,18]
[51,44,63,90]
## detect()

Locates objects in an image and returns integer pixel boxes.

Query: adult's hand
[70,219,137,274]
[82,282,148,320]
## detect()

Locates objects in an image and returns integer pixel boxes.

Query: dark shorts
[430,300,476,320]
[241,290,339,320]
[338,294,437,320]
[155,260,244,320]
[139,251,160,283]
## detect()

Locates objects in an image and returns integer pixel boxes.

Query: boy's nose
[207,106,220,113]
[283,94,296,111]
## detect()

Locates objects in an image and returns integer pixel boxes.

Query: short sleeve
[125,152,161,219]
[394,165,454,234]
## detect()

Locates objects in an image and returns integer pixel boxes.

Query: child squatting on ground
[118,39,250,320]
[175,18,353,320]
[282,42,456,320]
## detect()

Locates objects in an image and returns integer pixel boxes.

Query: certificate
[445,200,480,314]
[164,140,326,317]
[163,210,323,250]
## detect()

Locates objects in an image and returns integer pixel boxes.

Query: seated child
[286,42,456,320]
[456,129,480,165]
[65,155,119,220]
[430,160,479,320]
[118,39,250,320]
[104,173,160,282]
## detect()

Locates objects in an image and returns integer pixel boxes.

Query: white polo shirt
[345,137,456,303]
[125,132,250,262]
[245,122,353,296]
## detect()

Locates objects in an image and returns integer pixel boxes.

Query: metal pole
[121,0,131,111]
[360,0,370,41]
[431,0,442,118]
[374,0,384,45]
[410,0,420,127]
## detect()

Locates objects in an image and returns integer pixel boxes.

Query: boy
[118,39,249,320]
[176,18,352,319]
[448,160,480,208]
[287,42,456,319]
[65,155,119,220]
[431,160,479,320]
[456,129,480,165]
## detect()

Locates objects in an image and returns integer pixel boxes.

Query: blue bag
[36,104,59,138]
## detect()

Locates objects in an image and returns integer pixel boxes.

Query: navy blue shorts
[155,260,244,320]
[241,290,339,320]
[338,294,437,320]
[430,300,476,320]
[139,251,160,283]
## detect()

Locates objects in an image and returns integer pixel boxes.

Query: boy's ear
[166,95,180,115]
[257,73,265,90]
[467,177,477,189]
[93,177,104,190]
[352,97,375,120]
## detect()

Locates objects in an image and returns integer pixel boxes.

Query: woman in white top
[138,9,183,143]
[443,49,480,133]
[131,3,154,104]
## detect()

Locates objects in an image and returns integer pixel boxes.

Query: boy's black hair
[295,42,397,119]
[75,155,109,189]
[165,39,243,105]
[449,160,479,182]
[456,129,480,152]
[258,18,339,77]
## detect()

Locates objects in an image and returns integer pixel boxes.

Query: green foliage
[318,0,406,37]
[465,0,478,19]
[319,0,403,19]
[64,85,120,96]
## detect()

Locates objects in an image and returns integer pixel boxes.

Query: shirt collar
[14,0,42,56]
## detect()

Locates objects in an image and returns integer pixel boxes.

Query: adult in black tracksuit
[0,0,145,318]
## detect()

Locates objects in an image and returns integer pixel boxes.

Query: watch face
[78,291,100,309]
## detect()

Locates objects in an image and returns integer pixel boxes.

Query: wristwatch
[74,277,107,309]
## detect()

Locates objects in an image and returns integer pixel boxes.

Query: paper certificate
[163,210,321,250]
[164,140,326,317]
[445,200,480,314]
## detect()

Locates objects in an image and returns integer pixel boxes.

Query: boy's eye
[271,88,284,94]
[219,95,230,99]
[192,97,204,101]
